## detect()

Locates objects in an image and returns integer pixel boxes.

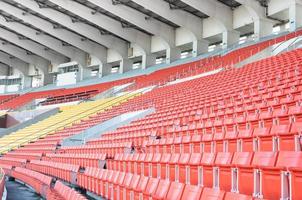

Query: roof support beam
[87,0,175,46]
[0,27,69,66]
[0,52,32,89]
[48,0,156,69]
[235,0,274,39]
[180,0,240,47]
[13,0,128,58]
[0,41,52,84]
[0,51,29,76]
[47,0,151,53]
[87,0,180,62]
[131,0,202,38]
[180,0,233,30]
[130,0,208,56]
[0,1,104,67]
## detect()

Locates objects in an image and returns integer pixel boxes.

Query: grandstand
[0,0,301,200]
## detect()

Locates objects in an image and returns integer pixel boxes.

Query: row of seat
[46,181,87,200]
[61,142,133,157]
[78,167,265,200]
[11,167,52,198]
[27,160,80,184]
[3,165,87,200]
[142,123,302,153]
[106,151,302,199]
[42,153,107,168]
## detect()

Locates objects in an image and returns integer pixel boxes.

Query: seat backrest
[252,152,277,167]
[144,178,160,195]
[214,152,233,165]
[160,153,172,163]
[165,182,184,200]
[129,174,140,189]
[152,153,162,163]
[291,122,302,133]
[188,153,202,165]
[180,184,202,200]
[152,180,171,199]
[122,173,133,186]
[144,153,153,163]
[178,153,191,165]
[224,192,253,200]
[200,153,215,165]
[138,154,146,162]
[200,188,225,200]
[136,176,149,192]
[232,152,254,166]
[276,151,302,168]
[116,172,126,185]
[253,127,271,137]
[169,153,180,164]
[238,129,253,138]
[270,124,291,134]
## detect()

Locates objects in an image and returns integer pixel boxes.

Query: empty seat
[152,179,171,200]
[181,185,203,200]
[224,192,253,200]
[142,177,160,199]
[200,188,225,200]
[261,151,302,200]
[165,182,184,200]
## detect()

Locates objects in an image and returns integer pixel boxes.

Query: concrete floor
[5,180,42,200]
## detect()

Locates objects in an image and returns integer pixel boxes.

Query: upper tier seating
[1,29,301,111]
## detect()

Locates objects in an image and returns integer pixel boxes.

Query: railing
[0,91,140,153]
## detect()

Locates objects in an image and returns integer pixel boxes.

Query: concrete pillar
[222,30,240,48]
[289,3,302,32]
[22,76,32,89]
[192,39,209,57]
[279,24,287,32]
[142,54,157,69]
[119,58,133,74]
[254,18,274,40]
[166,47,181,64]
[41,73,53,86]
[80,66,92,80]
[99,63,112,77]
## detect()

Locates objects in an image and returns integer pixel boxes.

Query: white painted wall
[175,27,196,46]
[107,49,123,63]
[268,0,291,16]
[151,36,168,53]
[0,65,8,76]
[233,6,253,29]
[203,18,225,38]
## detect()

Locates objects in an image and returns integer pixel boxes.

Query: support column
[80,67,92,80]
[0,63,8,75]
[99,63,112,78]
[42,72,53,85]
[22,75,32,89]
[166,47,181,64]
[254,18,274,40]
[142,54,157,69]
[119,58,133,74]
[222,30,240,49]
[192,39,209,57]
[289,3,302,32]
